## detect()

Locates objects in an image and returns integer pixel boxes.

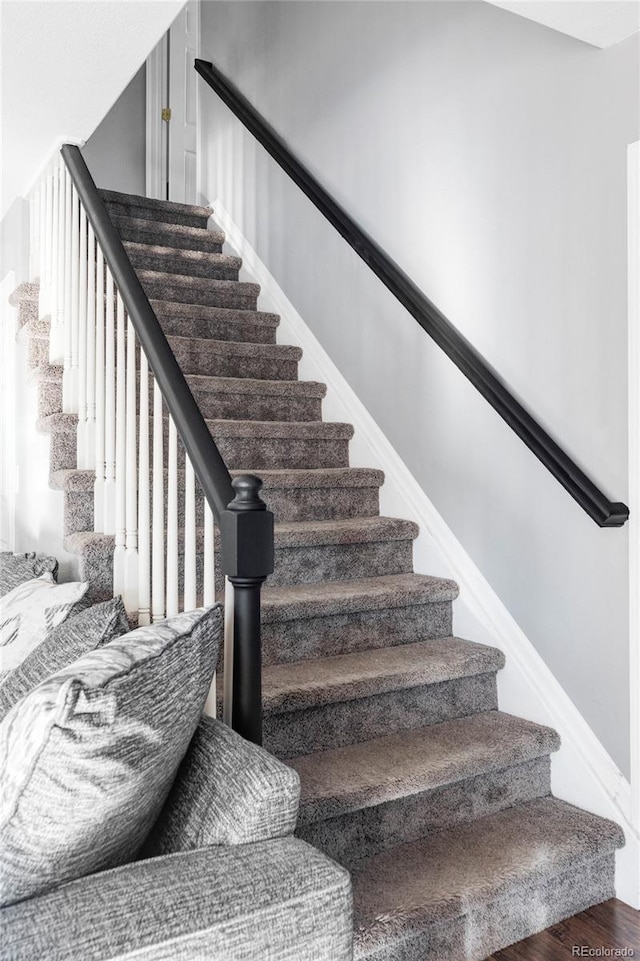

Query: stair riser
[105,201,209,229]
[142,278,258,311]
[48,425,77,472]
[28,336,48,369]
[265,540,414,589]
[128,250,239,281]
[159,314,277,344]
[64,491,93,536]
[264,673,498,758]
[169,342,298,381]
[189,389,322,423]
[298,757,552,868]
[261,602,453,665]
[215,436,350,471]
[265,486,381,522]
[38,378,63,418]
[116,222,223,254]
[354,854,616,961]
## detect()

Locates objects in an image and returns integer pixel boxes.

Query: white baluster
[123,316,139,614]
[38,174,52,319]
[76,208,88,466]
[184,456,197,611]
[29,186,39,281]
[151,381,165,622]
[48,167,60,358]
[103,269,116,533]
[166,418,179,617]
[138,353,151,626]
[94,245,106,530]
[85,224,96,468]
[50,165,66,363]
[63,169,74,410]
[113,293,126,596]
[203,501,215,606]
[68,185,80,411]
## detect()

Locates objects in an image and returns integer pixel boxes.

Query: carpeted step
[350,797,624,961]
[260,573,458,664]
[112,215,225,253]
[51,468,95,536]
[99,189,211,229]
[124,241,242,281]
[166,336,301,381]
[182,375,325,422]
[152,300,280,345]
[256,468,384,521]
[208,419,354,471]
[35,364,63,418]
[258,636,502,757]
[64,531,115,605]
[139,268,260,311]
[265,516,418,588]
[37,412,78,472]
[293,711,559,865]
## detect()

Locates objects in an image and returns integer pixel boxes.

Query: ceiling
[485,1,640,48]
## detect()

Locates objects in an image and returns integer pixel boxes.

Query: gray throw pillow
[0,604,222,907]
[0,597,130,722]
[0,552,58,597]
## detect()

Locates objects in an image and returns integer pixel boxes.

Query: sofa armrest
[143,714,300,856]
[1,837,353,961]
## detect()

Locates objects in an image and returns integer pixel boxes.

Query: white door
[168,0,200,204]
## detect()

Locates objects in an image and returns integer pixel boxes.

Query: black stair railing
[61,143,273,745]
[195,59,629,529]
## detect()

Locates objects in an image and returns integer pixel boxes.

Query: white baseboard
[212,200,640,908]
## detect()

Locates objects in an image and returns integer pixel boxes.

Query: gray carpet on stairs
[12,186,624,960]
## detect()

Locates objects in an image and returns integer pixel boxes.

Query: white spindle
[94,245,106,530]
[38,174,52,319]
[151,381,165,622]
[113,293,126,596]
[50,166,66,363]
[123,316,139,613]
[48,168,60,358]
[184,457,197,611]
[85,225,96,468]
[166,418,179,617]
[138,354,151,626]
[76,208,88,465]
[103,268,116,533]
[67,185,80,412]
[203,501,215,606]
[29,187,39,281]
[63,169,73,410]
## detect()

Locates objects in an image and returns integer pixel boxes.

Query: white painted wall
[199,0,639,776]
[82,66,147,196]
[0,0,184,218]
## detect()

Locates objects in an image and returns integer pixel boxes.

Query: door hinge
[161,107,172,123]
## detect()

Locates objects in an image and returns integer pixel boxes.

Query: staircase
[12,188,624,961]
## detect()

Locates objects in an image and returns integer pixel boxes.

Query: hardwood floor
[486,900,639,960]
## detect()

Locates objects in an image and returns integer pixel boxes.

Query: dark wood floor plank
[484,899,639,961]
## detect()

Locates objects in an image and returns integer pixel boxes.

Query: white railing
[28,149,218,628]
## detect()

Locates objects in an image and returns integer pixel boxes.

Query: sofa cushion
[0,552,58,597]
[144,715,300,856]
[0,604,222,907]
[0,575,89,678]
[0,597,130,722]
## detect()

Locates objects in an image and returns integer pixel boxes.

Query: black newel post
[219,475,274,745]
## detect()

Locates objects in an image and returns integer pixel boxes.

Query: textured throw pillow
[0,575,89,678]
[0,604,222,907]
[0,597,130,722]
[0,552,59,598]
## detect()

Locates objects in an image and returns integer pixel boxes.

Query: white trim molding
[212,199,640,907]
[145,35,168,201]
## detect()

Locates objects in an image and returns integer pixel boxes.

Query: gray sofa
[1,715,353,960]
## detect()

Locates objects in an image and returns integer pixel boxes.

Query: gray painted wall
[82,65,146,195]
[199,1,639,775]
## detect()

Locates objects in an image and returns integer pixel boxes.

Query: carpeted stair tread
[99,189,211,221]
[261,573,459,623]
[138,268,259,309]
[37,412,77,432]
[113,215,225,251]
[351,797,624,956]
[166,335,302,365]
[260,636,504,715]
[151,299,280,332]
[204,418,354,439]
[248,467,385,489]
[292,711,558,825]
[124,241,242,279]
[182,374,326,400]
[271,516,418,548]
[50,468,94,492]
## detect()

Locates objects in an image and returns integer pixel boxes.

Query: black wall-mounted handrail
[61,143,273,744]
[195,58,629,528]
